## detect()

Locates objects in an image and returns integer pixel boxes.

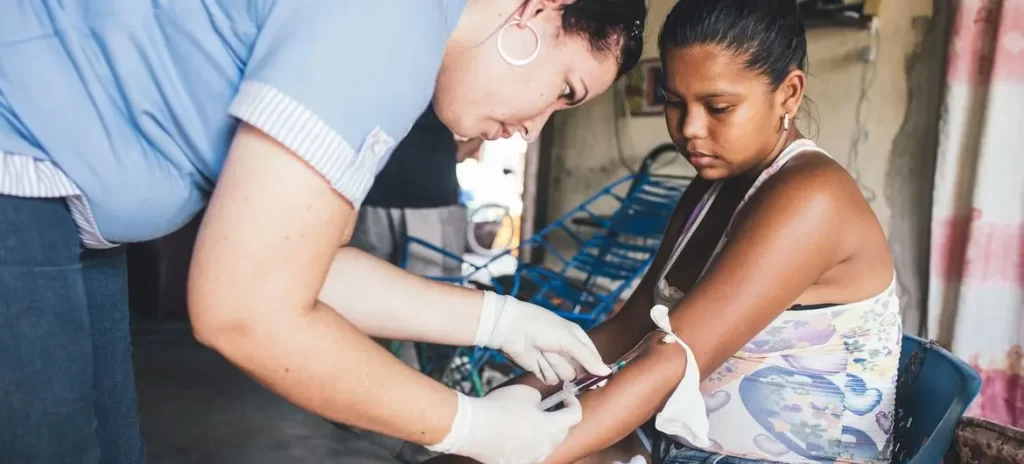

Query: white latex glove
[426,384,582,464]
[475,291,612,385]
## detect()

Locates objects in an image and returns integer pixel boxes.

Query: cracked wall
[885,0,951,335]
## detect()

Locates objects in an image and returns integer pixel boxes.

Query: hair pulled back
[658,0,807,89]
[560,0,647,78]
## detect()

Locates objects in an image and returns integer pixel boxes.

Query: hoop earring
[782,113,791,132]
[497,16,541,66]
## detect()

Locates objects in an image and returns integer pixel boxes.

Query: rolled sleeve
[229,81,394,206]
[228,0,453,207]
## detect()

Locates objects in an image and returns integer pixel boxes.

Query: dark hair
[560,0,647,78]
[658,0,807,89]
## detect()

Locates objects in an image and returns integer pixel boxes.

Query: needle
[539,360,628,410]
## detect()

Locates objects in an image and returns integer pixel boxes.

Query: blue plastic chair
[892,334,982,463]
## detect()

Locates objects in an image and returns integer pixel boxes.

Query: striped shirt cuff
[228,81,394,208]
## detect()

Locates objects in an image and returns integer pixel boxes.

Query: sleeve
[228,0,451,207]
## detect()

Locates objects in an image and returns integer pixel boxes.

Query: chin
[452,125,481,141]
[431,101,460,128]
[438,115,474,139]
[694,166,733,181]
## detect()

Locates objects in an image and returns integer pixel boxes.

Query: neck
[447,0,521,52]
[744,129,803,178]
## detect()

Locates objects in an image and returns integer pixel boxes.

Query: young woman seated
[426,0,901,462]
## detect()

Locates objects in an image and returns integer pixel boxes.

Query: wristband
[474,291,505,347]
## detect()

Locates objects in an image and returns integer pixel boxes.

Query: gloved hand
[475,291,611,385]
[426,384,582,464]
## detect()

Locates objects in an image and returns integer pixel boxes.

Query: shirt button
[371,139,389,157]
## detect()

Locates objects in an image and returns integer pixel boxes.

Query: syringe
[538,360,628,411]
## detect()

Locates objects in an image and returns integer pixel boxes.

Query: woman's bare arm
[318,247,485,345]
[541,161,862,463]
[188,123,457,445]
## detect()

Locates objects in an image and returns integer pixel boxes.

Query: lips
[686,151,718,167]
[485,124,514,141]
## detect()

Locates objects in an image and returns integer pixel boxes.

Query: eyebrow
[697,91,736,99]
[662,86,736,100]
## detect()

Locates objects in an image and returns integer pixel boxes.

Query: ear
[516,0,576,25]
[778,69,806,118]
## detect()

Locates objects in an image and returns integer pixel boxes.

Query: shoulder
[254,0,457,50]
[729,151,867,260]
[247,0,457,90]
[242,0,462,129]
[228,0,464,207]
[748,151,862,222]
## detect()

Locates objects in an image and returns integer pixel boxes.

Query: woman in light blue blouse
[0,0,646,462]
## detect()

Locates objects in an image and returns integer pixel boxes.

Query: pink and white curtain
[928,0,1024,427]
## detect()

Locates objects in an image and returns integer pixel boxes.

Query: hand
[475,292,611,385]
[426,385,582,464]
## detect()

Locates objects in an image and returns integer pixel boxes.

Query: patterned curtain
[928,0,1024,427]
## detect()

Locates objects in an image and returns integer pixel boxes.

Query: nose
[681,108,708,141]
[519,108,556,142]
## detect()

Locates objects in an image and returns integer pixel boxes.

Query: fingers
[508,350,559,385]
[560,324,612,377]
[548,393,583,429]
[492,298,609,381]
[534,354,559,385]
[571,324,601,355]
[534,394,581,464]
[544,353,579,382]
[488,384,542,403]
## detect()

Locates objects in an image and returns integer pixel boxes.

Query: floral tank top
[652,139,902,463]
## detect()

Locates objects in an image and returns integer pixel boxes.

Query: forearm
[578,276,661,366]
[200,300,457,446]
[422,333,685,464]
[318,246,482,345]
[542,336,687,463]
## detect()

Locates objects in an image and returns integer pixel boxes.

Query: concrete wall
[543,0,951,328]
[545,0,681,217]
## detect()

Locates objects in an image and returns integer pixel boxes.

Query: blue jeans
[641,422,778,464]
[0,196,144,463]
[661,445,780,464]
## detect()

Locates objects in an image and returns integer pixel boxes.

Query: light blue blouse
[0,0,467,247]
